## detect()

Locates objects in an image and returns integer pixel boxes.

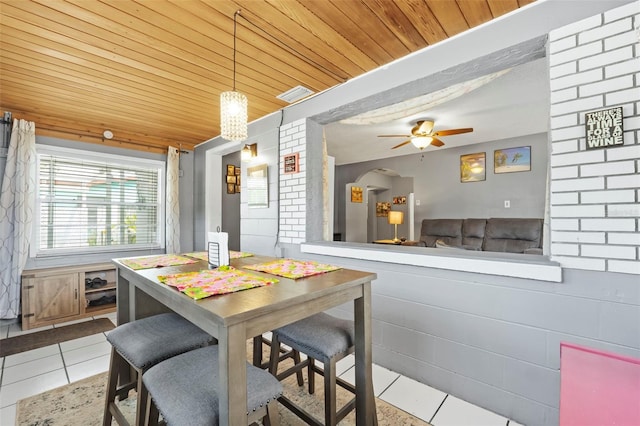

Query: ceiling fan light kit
[411,136,433,149]
[379,119,473,151]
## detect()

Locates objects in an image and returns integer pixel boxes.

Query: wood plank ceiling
[0,0,534,154]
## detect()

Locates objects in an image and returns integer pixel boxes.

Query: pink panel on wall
[560,342,640,426]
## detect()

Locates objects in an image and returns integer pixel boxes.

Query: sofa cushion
[462,219,486,250]
[419,219,463,247]
[435,239,465,250]
[483,218,543,253]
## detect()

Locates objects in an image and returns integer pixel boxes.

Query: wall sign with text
[283,152,300,174]
[585,107,624,150]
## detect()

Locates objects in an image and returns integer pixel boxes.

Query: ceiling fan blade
[430,137,445,147]
[432,127,473,136]
[378,134,412,138]
[391,140,411,149]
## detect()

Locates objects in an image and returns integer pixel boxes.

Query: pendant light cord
[233,10,239,91]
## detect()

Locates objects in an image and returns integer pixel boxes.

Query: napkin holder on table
[207,231,230,268]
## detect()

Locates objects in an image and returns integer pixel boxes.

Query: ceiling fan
[378,120,473,150]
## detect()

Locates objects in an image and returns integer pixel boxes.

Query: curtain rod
[36,125,190,154]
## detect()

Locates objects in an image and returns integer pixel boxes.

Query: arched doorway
[344,168,414,243]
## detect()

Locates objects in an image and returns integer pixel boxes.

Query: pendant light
[220,10,248,142]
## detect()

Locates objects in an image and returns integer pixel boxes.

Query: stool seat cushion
[274,312,354,363]
[106,313,214,370]
[143,345,283,426]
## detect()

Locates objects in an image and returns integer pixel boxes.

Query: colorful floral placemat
[231,251,254,259]
[182,251,254,261]
[181,251,208,261]
[120,254,198,270]
[243,259,341,279]
[158,266,278,300]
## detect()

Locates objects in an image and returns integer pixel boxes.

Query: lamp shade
[411,136,433,149]
[241,143,257,161]
[388,211,404,225]
[220,90,248,142]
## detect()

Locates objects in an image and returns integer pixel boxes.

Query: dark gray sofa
[418,218,543,254]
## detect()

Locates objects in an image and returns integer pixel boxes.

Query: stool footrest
[115,381,136,400]
[336,397,356,423]
[278,395,324,426]
[108,401,130,426]
[309,364,357,394]
[276,358,310,382]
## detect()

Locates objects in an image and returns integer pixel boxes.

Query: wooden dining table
[113,254,378,426]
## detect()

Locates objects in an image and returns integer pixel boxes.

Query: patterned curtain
[322,130,330,241]
[165,146,180,254]
[0,119,36,319]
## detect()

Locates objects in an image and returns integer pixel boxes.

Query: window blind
[36,149,163,255]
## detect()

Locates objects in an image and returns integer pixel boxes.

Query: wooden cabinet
[21,262,116,330]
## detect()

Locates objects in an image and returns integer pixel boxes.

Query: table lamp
[388,211,404,243]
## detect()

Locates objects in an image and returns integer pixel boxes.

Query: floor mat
[0,317,115,357]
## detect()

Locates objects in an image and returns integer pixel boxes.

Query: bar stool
[103,313,216,426]
[143,345,283,426]
[268,312,358,426]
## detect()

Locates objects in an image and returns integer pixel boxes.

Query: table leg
[252,335,264,367]
[115,269,130,326]
[219,322,247,426]
[354,282,377,426]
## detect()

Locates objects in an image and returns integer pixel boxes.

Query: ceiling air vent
[276,85,314,103]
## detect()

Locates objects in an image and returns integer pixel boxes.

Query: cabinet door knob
[75,289,78,299]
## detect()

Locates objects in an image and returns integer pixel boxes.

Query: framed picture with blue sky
[494,146,531,174]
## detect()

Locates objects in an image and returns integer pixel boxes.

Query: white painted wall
[278,119,307,245]
[548,2,640,274]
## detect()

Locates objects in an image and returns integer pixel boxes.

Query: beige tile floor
[0,314,523,426]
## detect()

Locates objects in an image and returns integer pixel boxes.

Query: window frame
[32,145,166,257]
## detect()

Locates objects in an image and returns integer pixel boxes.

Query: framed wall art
[494,146,531,174]
[376,202,391,217]
[351,186,363,203]
[460,152,486,183]
[225,164,239,194]
[247,164,268,208]
[283,152,300,174]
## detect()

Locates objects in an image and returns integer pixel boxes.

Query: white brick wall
[548,3,639,274]
[279,119,307,244]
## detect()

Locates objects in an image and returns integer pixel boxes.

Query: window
[34,146,165,256]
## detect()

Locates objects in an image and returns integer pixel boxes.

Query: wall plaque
[585,107,623,150]
[283,152,299,174]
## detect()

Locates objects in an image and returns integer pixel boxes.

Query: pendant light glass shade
[220,90,248,141]
[411,136,433,149]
